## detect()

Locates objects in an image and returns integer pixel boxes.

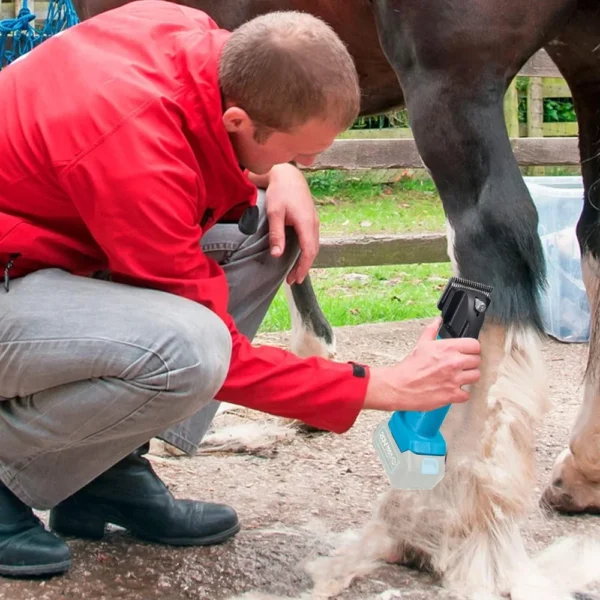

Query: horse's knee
[445,190,545,330]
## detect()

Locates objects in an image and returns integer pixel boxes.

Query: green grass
[257,170,453,333]
[306,170,445,235]
[259,263,454,333]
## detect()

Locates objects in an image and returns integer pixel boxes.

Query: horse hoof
[540,449,600,515]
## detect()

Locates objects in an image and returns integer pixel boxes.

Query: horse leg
[540,9,600,515]
[285,277,336,359]
[307,2,581,598]
[280,277,336,433]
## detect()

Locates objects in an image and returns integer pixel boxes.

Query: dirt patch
[1,319,599,600]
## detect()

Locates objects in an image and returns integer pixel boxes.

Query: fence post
[526,77,545,175]
[527,77,544,137]
[504,78,520,138]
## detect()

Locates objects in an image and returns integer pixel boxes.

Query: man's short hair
[219,11,361,140]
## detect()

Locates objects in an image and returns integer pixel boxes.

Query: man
[0,0,482,578]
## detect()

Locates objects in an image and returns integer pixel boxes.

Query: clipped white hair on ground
[226,591,406,600]
[198,421,297,453]
[150,402,303,457]
[199,402,302,454]
[511,535,600,600]
[226,594,312,600]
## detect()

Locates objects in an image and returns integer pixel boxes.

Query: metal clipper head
[436,277,493,340]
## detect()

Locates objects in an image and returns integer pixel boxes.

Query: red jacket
[0,0,369,432]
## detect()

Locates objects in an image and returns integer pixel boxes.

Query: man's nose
[294,154,317,167]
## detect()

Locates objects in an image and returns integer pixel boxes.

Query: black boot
[49,443,240,546]
[0,481,71,577]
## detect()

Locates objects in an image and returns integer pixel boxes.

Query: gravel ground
[1,318,598,600]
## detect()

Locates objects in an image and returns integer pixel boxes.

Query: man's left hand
[261,163,319,285]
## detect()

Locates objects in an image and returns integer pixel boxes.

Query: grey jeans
[0,191,299,509]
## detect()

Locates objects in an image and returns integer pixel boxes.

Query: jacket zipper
[4,253,21,292]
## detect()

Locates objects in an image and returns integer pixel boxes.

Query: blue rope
[0,0,79,69]
[39,0,79,41]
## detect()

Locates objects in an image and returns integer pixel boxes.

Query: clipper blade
[449,276,493,297]
[437,276,493,312]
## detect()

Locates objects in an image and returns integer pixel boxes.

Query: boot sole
[0,558,72,577]
[131,521,242,546]
[52,509,242,547]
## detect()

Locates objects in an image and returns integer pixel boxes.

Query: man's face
[222,107,342,174]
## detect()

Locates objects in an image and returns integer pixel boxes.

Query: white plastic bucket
[524,175,590,343]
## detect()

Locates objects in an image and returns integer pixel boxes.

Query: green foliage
[519,98,577,123]
[305,170,436,198]
[518,96,576,123]
[518,97,527,124]
[514,77,575,125]
[350,110,409,130]
[515,77,529,94]
[304,170,362,196]
[543,98,576,122]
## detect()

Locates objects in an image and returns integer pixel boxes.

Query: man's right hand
[363,317,482,413]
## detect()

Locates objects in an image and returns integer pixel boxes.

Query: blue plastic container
[524,175,590,343]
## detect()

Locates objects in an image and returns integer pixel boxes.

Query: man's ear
[222,106,253,133]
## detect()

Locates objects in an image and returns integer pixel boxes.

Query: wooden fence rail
[313,233,448,269]
[304,137,580,172]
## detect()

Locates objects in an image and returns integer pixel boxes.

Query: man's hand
[363,317,482,412]
[262,163,319,285]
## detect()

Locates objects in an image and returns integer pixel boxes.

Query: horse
[67,0,600,597]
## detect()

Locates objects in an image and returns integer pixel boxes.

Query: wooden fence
[306,50,581,269]
[504,50,576,139]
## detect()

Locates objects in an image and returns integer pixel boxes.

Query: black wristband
[349,361,367,378]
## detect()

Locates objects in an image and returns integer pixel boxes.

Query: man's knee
[141,299,232,416]
[168,308,232,404]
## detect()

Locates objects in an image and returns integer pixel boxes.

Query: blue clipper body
[373,277,493,490]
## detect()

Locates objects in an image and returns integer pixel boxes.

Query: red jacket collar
[180,22,258,215]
